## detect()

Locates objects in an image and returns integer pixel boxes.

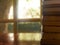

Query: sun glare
[8,0,40,19]
[17,0,40,19]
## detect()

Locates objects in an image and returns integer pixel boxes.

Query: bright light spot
[8,0,40,19]
[19,33,41,41]
[8,6,13,19]
[17,0,40,19]
[8,33,14,41]
[8,33,41,41]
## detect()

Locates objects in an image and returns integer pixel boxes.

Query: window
[17,0,40,19]
[8,0,40,19]
[0,0,42,45]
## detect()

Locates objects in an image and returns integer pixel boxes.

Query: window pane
[7,23,14,45]
[8,23,14,33]
[17,0,40,19]
[18,33,41,45]
[17,22,41,45]
[0,23,14,33]
[8,0,40,19]
[8,6,13,19]
[7,23,14,42]
[18,33,41,41]
[17,22,41,32]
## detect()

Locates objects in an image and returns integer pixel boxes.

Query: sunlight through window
[19,33,41,41]
[8,0,41,41]
[8,0,40,19]
[17,0,40,19]
[8,6,13,19]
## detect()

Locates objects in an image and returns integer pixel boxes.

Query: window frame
[0,0,42,45]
